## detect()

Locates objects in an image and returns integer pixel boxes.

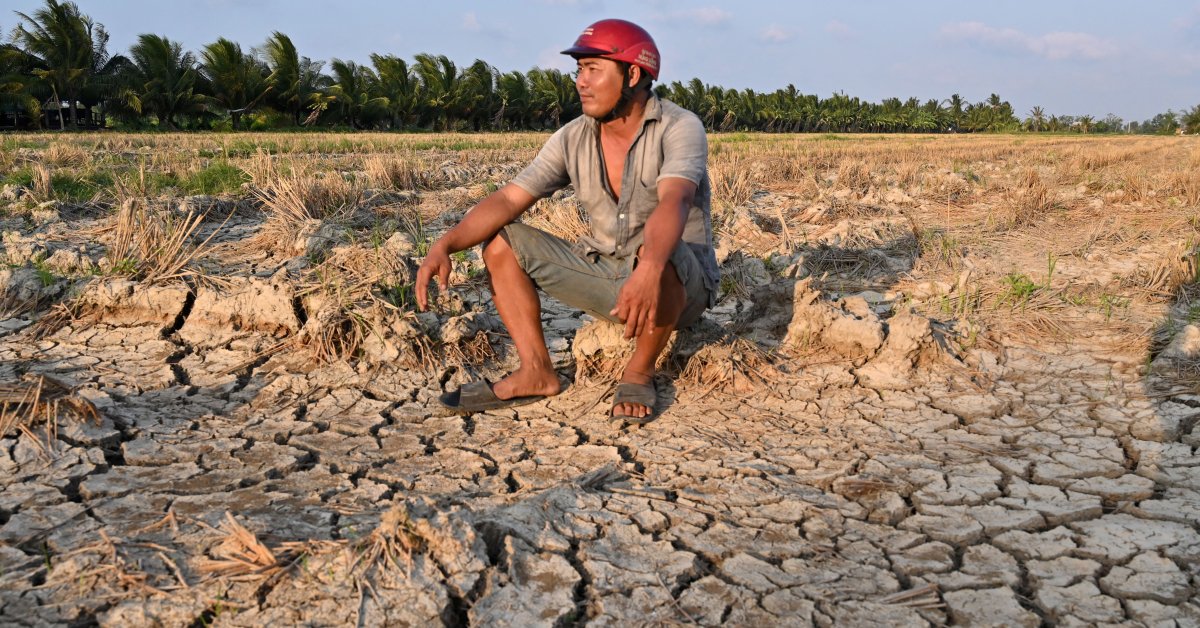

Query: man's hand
[611,264,663,339]
[415,243,452,311]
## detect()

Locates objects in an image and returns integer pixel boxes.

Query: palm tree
[371,53,417,129]
[495,70,531,130]
[326,59,386,129]
[944,93,966,132]
[1026,106,1046,132]
[124,34,204,129]
[459,59,497,130]
[1077,115,1094,134]
[13,0,110,129]
[527,67,578,128]
[261,32,326,126]
[1182,105,1200,135]
[0,42,44,127]
[413,53,462,130]
[200,37,269,130]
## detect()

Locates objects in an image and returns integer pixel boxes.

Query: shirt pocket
[632,183,659,222]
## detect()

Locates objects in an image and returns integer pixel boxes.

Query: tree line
[3,0,1198,135]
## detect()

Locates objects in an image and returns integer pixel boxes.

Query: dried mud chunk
[78,462,202,500]
[580,523,699,594]
[590,586,680,626]
[469,536,579,626]
[897,507,983,546]
[779,555,901,599]
[1026,556,1102,588]
[1099,551,1191,604]
[677,575,757,624]
[1034,581,1124,624]
[943,587,1039,628]
[0,502,96,551]
[925,543,1020,591]
[822,601,929,628]
[179,276,301,346]
[855,311,935,391]
[1070,514,1200,565]
[889,541,955,578]
[77,279,191,326]
[992,526,1078,562]
[783,279,883,356]
[98,594,209,628]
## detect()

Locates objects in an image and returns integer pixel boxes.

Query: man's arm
[610,177,696,338]
[415,183,538,311]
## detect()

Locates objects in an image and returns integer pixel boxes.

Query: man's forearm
[433,185,531,254]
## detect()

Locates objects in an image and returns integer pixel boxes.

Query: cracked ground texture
[1,133,1199,626]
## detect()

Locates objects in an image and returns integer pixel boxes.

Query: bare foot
[612,369,654,420]
[491,366,561,400]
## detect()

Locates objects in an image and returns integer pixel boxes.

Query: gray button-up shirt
[511,95,720,302]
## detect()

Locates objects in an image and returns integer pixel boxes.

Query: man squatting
[416,19,719,423]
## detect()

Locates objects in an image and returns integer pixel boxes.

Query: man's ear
[627,64,641,89]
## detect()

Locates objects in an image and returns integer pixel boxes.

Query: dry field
[0,131,1198,626]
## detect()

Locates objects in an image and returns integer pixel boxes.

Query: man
[415,18,718,422]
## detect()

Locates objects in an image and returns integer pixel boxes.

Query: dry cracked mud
[1,133,1199,626]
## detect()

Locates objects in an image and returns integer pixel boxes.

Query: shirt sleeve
[510,125,571,199]
[657,113,707,186]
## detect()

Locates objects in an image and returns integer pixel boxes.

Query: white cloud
[824,20,852,37]
[1174,8,1200,41]
[941,21,1118,61]
[650,7,733,27]
[760,24,791,43]
[461,11,511,40]
[462,12,482,33]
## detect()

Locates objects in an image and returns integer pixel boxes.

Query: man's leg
[481,233,561,400]
[613,261,686,419]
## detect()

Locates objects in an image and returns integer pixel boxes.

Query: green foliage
[183,160,248,195]
[379,281,415,311]
[998,272,1040,308]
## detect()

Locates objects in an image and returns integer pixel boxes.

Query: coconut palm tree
[13,0,111,129]
[1026,106,1046,132]
[527,67,578,128]
[1182,105,1200,135]
[261,32,326,126]
[413,53,463,130]
[371,53,417,130]
[124,34,205,129]
[494,70,531,130]
[200,37,269,130]
[458,59,498,130]
[325,59,386,129]
[0,42,44,127]
[1077,115,1094,134]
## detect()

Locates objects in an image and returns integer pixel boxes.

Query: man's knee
[482,229,516,269]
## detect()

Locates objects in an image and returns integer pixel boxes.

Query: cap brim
[561,45,613,57]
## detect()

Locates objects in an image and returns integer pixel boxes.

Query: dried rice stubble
[571,314,781,397]
[0,374,102,454]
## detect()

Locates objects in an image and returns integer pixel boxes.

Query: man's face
[575,57,627,119]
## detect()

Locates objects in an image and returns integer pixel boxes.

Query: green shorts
[499,223,710,328]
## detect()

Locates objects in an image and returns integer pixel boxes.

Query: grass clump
[182,160,249,195]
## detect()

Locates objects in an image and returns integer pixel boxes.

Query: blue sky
[9,0,1200,122]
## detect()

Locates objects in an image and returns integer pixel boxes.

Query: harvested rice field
[0,131,1198,626]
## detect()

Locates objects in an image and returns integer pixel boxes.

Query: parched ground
[0,132,1198,626]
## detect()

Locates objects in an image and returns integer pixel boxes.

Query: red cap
[562,19,660,80]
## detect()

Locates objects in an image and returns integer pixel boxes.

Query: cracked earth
[1,134,1199,626]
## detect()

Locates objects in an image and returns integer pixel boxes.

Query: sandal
[611,381,658,424]
[439,379,549,415]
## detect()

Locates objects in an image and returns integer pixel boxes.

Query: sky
[8,0,1200,122]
